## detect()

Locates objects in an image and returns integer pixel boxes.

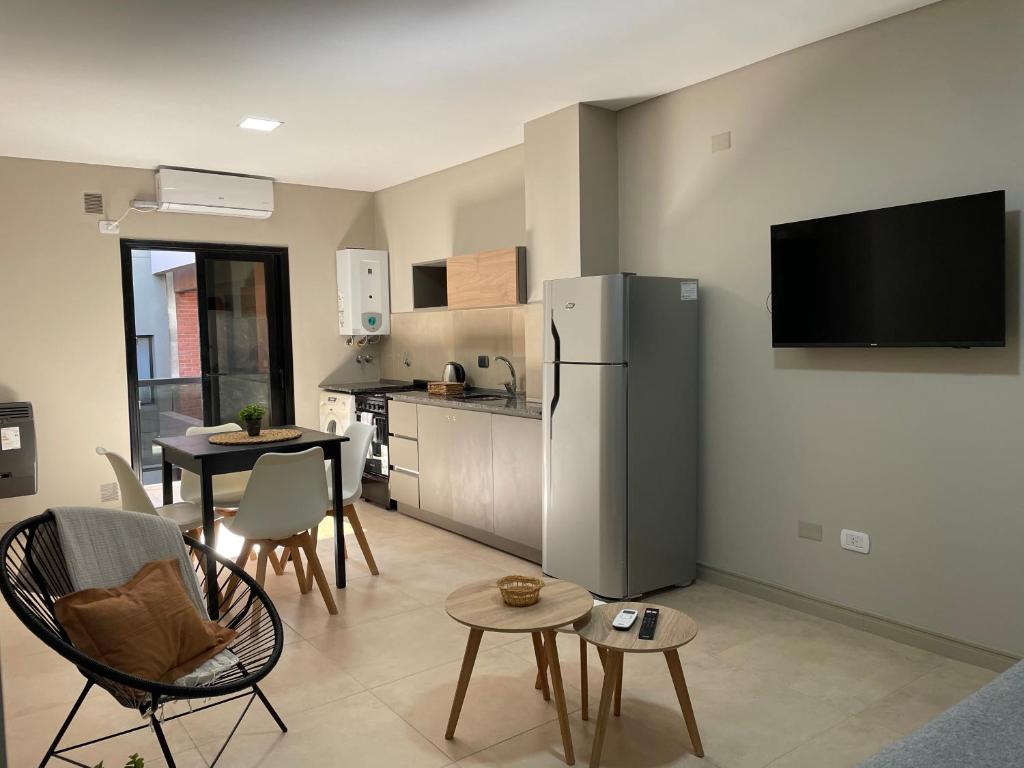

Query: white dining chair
[179,423,251,509]
[223,447,337,615]
[318,421,379,576]
[96,447,217,540]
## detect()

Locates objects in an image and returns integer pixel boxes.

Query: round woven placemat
[208,428,303,445]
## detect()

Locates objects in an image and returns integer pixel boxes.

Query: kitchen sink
[456,393,508,401]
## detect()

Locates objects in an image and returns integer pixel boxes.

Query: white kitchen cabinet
[491,415,543,551]
[417,404,494,532]
[388,400,418,439]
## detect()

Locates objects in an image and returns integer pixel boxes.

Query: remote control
[611,608,638,630]
[638,608,660,640]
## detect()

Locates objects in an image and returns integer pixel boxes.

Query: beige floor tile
[175,639,365,745]
[456,712,712,768]
[305,605,515,689]
[373,646,583,761]
[194,691,450,768]
[855,658,998,735]
[765,712,903,768]
[716,619,943,715]
[267,570,426,636]
[5,686,194,767]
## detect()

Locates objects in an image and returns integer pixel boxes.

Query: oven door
[356,410,389,479]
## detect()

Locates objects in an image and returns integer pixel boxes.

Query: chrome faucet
[494,356,517,397]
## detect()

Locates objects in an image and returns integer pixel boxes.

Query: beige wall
[374,146,526,313]
[0,156,374,523]
[379,304,542,397]
[524,105,582,302]
[618,0,1024,655]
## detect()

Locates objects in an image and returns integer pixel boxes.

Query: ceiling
[0,0,937,192]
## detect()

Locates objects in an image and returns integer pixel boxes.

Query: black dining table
[154,427,348,618]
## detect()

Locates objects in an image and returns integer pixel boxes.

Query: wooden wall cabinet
[446,247,526,309]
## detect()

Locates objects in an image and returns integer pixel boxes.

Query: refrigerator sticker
[1,427,21,451]
[680,280,698,301]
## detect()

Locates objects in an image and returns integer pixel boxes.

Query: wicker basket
[428,381,466,396]
[496,575,544,607]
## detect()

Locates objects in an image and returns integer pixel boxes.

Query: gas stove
[318,378,415,395]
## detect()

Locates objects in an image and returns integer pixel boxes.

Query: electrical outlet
[478,355,490,368]
[711,131,732,152]
[840,528,870,554]
[100,482,119,503]
[98,220,120,235]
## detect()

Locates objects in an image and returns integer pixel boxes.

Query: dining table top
[154,426,347,461]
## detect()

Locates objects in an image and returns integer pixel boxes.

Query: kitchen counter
[387,389,541,420]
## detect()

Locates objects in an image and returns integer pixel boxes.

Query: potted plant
[95,755,144,768]
[239,403,267,436]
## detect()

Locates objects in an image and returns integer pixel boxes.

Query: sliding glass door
[121,241,294,482]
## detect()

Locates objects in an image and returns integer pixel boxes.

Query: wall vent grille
[0,403,32,422]
[83,192,104,215]
[100,482,120,503]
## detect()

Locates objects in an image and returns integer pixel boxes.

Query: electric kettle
[442,362,466,383]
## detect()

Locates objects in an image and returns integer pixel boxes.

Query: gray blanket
[859,660,1024,768]
[52,506,208,618]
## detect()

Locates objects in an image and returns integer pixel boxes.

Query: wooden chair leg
[267,546,286,576]
[221,539,254,611]
[344,504,379,575]
[290,545,309,594]
[531,632,550,701]
[299,531,337,615]
[581,636,589,721]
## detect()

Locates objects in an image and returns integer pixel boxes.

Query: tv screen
[771,191,1005,348]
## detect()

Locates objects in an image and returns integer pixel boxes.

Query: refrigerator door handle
[551,317,561,362]
[550,364,560,426]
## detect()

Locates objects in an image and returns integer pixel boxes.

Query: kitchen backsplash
[379,303,543,397]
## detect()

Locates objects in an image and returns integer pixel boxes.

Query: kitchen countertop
[387,388,542,420]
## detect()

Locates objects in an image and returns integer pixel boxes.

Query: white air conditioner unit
[155,168,274,219]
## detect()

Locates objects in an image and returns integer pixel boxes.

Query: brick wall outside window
[175,289,201,377]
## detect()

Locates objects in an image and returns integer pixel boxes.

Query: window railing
[136,377,204,481]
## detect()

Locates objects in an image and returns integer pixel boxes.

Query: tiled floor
[1,502,997,767]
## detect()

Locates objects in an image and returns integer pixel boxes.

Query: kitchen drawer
[390,468,419,508]
[388,400,417,438]
[389,435,418,472]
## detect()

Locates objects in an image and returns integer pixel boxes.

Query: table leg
[161,460,173,505]
[531,632,550,701]
[664,649,704,758]
[542,629,575,766]
[580,637,589,721]
[590,649,622,768]
[201,470,219,620]
[331,453,346,588]
[614,656,623,717]
[445,628,483,740]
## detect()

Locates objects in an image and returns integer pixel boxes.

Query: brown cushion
[54,559,236,683]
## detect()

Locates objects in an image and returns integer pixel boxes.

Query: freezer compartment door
[544,275,626,363]
[543,362,627,597]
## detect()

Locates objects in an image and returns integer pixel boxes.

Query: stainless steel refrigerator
[542,274,699,598]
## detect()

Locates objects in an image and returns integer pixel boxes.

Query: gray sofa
[859,660,1024,767]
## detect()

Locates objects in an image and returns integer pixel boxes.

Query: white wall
[618,0,1024,655]
[0,156,374,522]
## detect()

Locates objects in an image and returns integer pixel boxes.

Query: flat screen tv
[771,191,1005,348]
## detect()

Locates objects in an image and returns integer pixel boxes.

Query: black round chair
[0,511,287,767]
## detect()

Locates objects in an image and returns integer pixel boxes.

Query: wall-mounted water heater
[337,249,390,336]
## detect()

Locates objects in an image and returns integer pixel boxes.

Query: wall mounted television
[771,191,1005,348]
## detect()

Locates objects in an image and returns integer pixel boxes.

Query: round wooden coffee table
[445,578,594,765]
[577,602,703,767]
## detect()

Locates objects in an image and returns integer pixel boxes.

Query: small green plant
[94,754,144,768]
[238,402,267,423]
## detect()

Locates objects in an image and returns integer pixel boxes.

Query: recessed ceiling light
[239,117,282,132]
